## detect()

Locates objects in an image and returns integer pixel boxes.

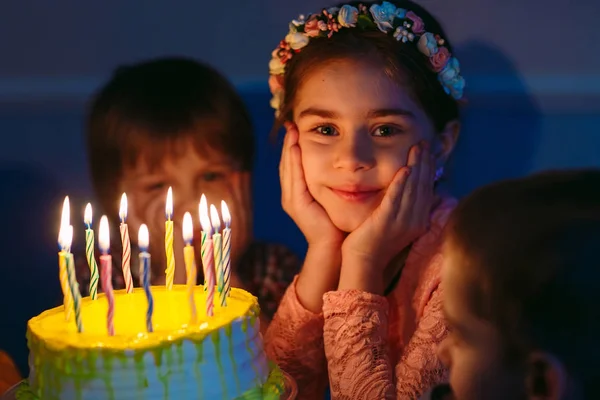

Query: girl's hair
[273,0,460,134]
[445,169,600,396]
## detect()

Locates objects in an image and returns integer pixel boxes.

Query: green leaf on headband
[357,14,376,30]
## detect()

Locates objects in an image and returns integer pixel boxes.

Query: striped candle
[210,205,223,297]
[66,238,84,333]
[138,224,154,333]
[58,196,73,321]
[182,212,197,324]
[84,203,99,300]
[165,187,175,290]
[221,200,232,302]
[199,196,215,317]
[119,194,134,293]
[99,216,115,336]
[199,195,208,291]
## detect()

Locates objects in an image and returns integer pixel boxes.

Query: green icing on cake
[211,330,228,400]
[14,362,287,400]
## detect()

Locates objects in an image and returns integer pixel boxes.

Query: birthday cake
[22,286,284,400]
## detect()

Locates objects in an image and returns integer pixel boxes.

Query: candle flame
[64,225,73,251]
[210,204,221,232]
[84,203,92,226]
[199,195,212,234]
[61,196,70,230]
[165,187,173,220]
[99,215,110,253]
[58,196,70,249]
[119,193,128,222]
[221,200,231,228]
[138,224,149,250]
[58,223,72,250]
[182,212,193,244]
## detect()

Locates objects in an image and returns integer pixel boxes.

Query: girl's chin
[330,214,367,233]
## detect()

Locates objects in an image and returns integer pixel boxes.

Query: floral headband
[268,1,466,116]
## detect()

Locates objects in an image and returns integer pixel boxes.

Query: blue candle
[138,224,153,333]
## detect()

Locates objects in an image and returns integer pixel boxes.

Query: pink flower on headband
[304,16,323,37]
[406,11,425,34]
[430,47,450,72]
[268,74,284,93]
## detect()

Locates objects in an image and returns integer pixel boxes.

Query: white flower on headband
[285,32,310,50]
[268,1,467,116]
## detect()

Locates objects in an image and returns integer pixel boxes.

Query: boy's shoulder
[240,241,302,279]
[239,241,302,318]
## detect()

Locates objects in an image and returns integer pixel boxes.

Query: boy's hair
[274,0,460,133]
[445,169,600,395]
[87,57,254,214]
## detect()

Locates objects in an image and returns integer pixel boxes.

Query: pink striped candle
[119,193,133,293]
[99,216,115,336]
[199,195,215,317]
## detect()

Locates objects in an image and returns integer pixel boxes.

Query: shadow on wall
[0,165,64,376]
[445,40,542,198]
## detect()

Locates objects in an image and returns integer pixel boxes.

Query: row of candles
[58,188,232,335]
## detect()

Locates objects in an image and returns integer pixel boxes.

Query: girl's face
[293,59,455,232]
[119,138,252,284]
[438,242,527,400]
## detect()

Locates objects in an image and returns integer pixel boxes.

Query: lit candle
[165,187,175,290]
[182,212,197,324]
[58,196,73,321]
[199,197,215,317]
[138,224,153,333]
[64,225,83,332]
[210,205,224,301]
[119,193,133,293]
[99,215,115,336]
[221,200,232,302]
[199,194,208,290]
[84,203,99,300]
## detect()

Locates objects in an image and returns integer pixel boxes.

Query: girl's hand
[339,142,436,294]
[279,123,344,247]
[280,123,344,312]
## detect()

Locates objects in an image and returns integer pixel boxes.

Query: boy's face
[438,242,526,400]
[120,138,252,285]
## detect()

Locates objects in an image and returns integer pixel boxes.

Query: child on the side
[428,169,600,400]
[80,57,301,327]
[264,1,465,398]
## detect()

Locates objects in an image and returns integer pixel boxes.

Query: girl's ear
[434,119,460,167]
[525,352,568,400]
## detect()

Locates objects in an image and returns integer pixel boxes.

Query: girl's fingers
[414,142,435,222]
[397,143,422,219]
[379,166,411,217]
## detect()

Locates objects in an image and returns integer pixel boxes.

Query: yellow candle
[58,197,73,321]
[165,187,175,290]
[182,212,197,324]
[119,193,134,293]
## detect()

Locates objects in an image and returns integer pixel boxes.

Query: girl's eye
[373,125,402,137]
[144,182,166,192]
[314,125,338,136]
[201,172,223,182]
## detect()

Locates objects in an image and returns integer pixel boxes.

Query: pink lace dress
[265,198,457,399]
